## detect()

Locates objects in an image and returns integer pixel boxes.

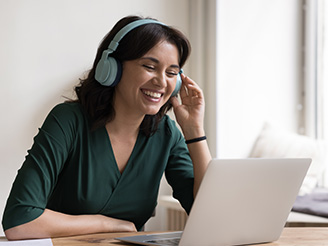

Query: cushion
[292,188,328,217]
[249,123,327,195]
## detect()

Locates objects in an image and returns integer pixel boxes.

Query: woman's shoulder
[50,102,83,115]
[47,102,86,121]
[43,102,88,130]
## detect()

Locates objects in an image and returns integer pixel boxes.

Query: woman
[2,15,211,240]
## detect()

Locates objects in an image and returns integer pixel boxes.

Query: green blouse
[2,103,194,231]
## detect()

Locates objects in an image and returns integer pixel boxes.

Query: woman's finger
[179,74,189,98]
[181,76,203,100]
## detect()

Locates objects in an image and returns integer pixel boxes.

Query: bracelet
[185,136,207,144]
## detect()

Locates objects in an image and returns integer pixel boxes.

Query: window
[307,0,328,186]
[317,0,328,140]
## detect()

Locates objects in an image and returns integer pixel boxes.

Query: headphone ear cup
[171,73,182,97]
[106,58,122,87]
[95,50,122,87]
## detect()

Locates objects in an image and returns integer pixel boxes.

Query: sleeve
[164,119,194,214]
[2,103,77,231]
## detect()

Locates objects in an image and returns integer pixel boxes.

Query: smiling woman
[2,15,211,240]
[76,16,190,136]
[116,41,180,116]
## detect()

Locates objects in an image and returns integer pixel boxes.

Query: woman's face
[115,40,180,117]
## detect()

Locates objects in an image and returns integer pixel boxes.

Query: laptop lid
[180,158,311,246]
[116,158,311,246]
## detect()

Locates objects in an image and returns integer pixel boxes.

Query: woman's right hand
[102,215,137,232]
[5,209,136,241]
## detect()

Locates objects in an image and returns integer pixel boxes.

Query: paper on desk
[0,238,52,246]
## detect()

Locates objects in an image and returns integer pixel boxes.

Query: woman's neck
[109,93,146,136]
[106,110,144,137]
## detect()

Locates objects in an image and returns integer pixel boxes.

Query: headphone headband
[107,19,166,53]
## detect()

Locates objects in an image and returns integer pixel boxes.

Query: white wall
[216,0,303,158]
[0,0,190,235]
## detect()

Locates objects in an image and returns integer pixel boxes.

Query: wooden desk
[50,228,328,246]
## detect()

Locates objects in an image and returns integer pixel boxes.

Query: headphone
[95,19,182,97]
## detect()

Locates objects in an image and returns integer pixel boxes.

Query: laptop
[116,158,311,246]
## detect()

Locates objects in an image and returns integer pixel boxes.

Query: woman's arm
[5,209,136,241]
[184,135,212,197]
[171,74,212,197]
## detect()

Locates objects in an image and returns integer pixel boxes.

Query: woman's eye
[143,65,155,70]
[167,71,178,77]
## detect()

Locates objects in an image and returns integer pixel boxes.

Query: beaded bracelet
[185,136,207,144]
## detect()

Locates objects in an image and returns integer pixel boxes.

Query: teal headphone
[95,19,182,97]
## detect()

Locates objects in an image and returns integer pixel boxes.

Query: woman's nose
[152,71,167,88]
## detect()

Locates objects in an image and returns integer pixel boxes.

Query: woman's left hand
[170,74,205,139]
[171,74,212,198]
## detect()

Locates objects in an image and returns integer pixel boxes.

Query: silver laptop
[116,158,311,246]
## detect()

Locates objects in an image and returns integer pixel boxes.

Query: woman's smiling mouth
[141,89,163,99]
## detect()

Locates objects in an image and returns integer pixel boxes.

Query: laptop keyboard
[145,237,180,245]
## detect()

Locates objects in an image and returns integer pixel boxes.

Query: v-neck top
[2,103,194,231]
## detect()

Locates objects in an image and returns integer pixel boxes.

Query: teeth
[143,90,162,98]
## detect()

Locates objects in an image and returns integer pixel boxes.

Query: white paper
[0,238,53,246]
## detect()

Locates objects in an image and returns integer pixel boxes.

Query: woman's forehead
[141,41,179,65]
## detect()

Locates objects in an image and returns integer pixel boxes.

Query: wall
[216,0,303,158]
[0,0,190,235]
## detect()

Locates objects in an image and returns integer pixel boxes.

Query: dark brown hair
[72,15,191,136]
